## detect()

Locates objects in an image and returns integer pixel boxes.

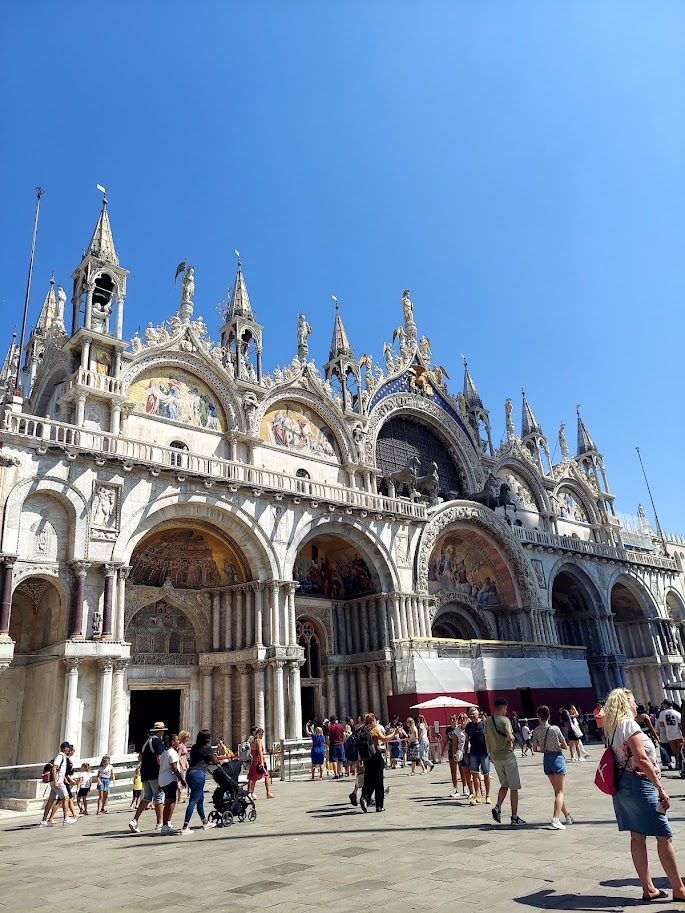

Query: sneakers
[510,816,526,826]
[180,826,193,835]
[551,817,566,830]
[564,815,575,825]
[491,804,501,823]
[202,821,216,830]
[154,823,163,831]
[349,791,358,807]
[485,795,492,804]
[160,824,178,835]
[360,797,368,813]
[449,789,459,798]
[39,820,53,827]
[470,796,481,805]
[128,820,141,834]
[63,818,76,826]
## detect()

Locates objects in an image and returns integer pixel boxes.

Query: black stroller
[208,758,257,827]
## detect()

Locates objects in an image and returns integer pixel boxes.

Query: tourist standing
[603,687,685,903]
[464,707,490,804]
[358,713,395,813]
[309,725,326,780]
[327,716,346,779]
[417,715,434,772]
[76,762,92,815]
[456,712,473,796]
[158,733,186,835]
[96,755,114,814]
[446,714,460,796]
[128,722,167,834]
[177,731,190,802]
[657,700,683,771]
[406,717,425,775]
[40,741,74,827]
[531,705,573,830]
[521,720,532,756]
[569,706,590,759]
[593,700,605,741]
[181,730,220,835]
[485,698,525,825]
[130,759,142,810]
[248,728,275,799]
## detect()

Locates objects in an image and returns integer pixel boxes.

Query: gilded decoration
[128,367,225,431]
[260,401,337,461]
[428,534,503,606]
[294,534,375,599]
[130,527,246,589]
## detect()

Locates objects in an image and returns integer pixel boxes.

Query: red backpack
[595,730,628,796]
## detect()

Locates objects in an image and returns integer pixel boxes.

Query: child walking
[96,755,115,815]
[130,760,142,810]
[76,762,92,815]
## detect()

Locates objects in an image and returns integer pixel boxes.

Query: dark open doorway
[128,689,181,752]
[519,687,535,718]
[301,685,316,728]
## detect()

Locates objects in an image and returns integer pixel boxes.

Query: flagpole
[635,446,668,555]
[15,187,44,396]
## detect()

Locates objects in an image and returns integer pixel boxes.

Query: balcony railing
[1,412,427,520]
[62,368,124,397]
[512,525,680,571]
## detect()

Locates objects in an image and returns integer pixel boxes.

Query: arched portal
[296,616,325,722]
[376,414,464,497]
[10,577,66,654]
[431,603,483,640]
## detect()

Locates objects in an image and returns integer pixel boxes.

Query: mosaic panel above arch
[128,367,226,431]
[427,533,504,607]
[555,486,590,524]
[494,469,541,528]
[130,525,248,589]
[260,401,338,461]
[126,599,197,665]
[294,533,376,600]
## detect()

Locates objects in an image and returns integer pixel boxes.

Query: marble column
[116,566,130,641]
[63,659,80,747]
[254,582,264,646]
[245,586,255,648]
[359,665,370,716]
[109,660,128,756]
[381,662,394,699]
[101,565,116,638]
[344,605,353,655]
[399,595,409,639]
[412,597,422,638]
[391,593,402,642]
[0,557,16,635]
[201,667,214,731]
[239,664,251,740]
[222,667,234,748]
[370,664,382,718]
[273,660,286,741]
[211,592,221,650]
[348,666,358,719]
[286,583,297,647]
[416,597,427,638]
[368,600,378,651]
[69,561,90,638]
[287,660,303,739]
[325,667,336,718]
[223,590,233,650]
[270,583,281,646]
[352,603,362,654]
[404,596,415,638]
[254,662,266,732]
[94,658,114,756]
[235,588,244,650]
[379,595,390,649]
[361,600,371,653]
[337,668,348,721]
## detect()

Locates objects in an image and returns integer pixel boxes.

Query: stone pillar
[344,605,353,655]
[270,583,281,646]
[0,557,16,636]
[287,583,297,647]
[416,597,427,638]
[75,393,87,428]
[412,597,422,638]
[337,668,348,721]
[222,667,234,749]
[94,658,114,756]
[69,561,90,639]
[399,595,409,639]
[254,662,266,732]
[287,660,303,739]
[239,664,251,741]
[403,595,414,637]
[108,660,128,755]
[116,566,130,642]
[381,662,394,699]
[368,600,378,651]
[391,593,402,642]
[359,665,370,716]
[211,592,221,650]
[244,586,254,649]
[273,660,286,741]
[352,603,362,654]
[63,658,80,747]
[254,582,264,646]
[201,667,214,731]
[378,595,390,649]
[325,667,336,718]
[370,664,382,718]
[361,600,371,653]
[102,565,116,638]
[235,588,244,650]
[223,590,233,650]
[348,667,358,719]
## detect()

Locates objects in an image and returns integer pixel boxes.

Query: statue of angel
[419,335,432,361]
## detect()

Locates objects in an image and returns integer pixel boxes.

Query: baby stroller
[208,758,257,827]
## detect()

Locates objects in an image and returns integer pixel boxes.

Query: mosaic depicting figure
[495,471,536,511]
[555,487,589,523]
[130,530,238,588]
[129,370,223,431]
[261,403,337,460]
[427,535,502,605]
[294,541,375,599]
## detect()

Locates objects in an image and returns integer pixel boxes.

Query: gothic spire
[227,253,253,319]
[462,359,482,408]
[87,192,119,266]
[35,274,56,333]
[576,405,596,455]
[0,330,19,399]
[521,388,542,437]
[328,300,353,359]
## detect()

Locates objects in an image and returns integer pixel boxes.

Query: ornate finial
[332,294,339,312]
[234,248,241,267]
[50,272,55,287]
[96,183,107,206]
[576,403,581,415]
[461,353,467,367]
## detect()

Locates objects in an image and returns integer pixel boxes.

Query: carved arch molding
[124,579,211,650]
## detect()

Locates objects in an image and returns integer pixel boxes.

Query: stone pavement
[3,751,685,913]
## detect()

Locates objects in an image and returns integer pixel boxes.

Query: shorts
[77,787,90,798]
[161,781,178,801]
[458,755,470,769]
[469,754,490,775]
[613,770,672,837]
[98,778,110,792]
[330,744,345,763]
[492,756,521,790]
[142,778,164,804]
[49,784,68,801]
[132,789,142,798]
[543,752,566,776]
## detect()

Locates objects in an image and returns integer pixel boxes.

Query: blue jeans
[184,769,206,826]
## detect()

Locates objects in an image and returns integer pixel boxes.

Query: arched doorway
[296,617,324,722]
[375,414,464,498]
[431,603,482,640]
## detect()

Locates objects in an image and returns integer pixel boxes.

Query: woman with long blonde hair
[603,687,685,903]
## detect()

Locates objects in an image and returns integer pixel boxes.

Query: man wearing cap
[128,722,167,833]
[40,741,76,827]
[658,700,683,771]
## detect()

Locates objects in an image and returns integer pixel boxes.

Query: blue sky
[1,2,683,531]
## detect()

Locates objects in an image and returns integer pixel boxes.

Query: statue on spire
[559,422,570,460]
[297,313,312,362]
[53,285,67,332]
[175,261,195,322]
[505,398,515,442]
[401,289,417,344]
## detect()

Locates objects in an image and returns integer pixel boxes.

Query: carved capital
[222,666,234,679]
[64,658,80,672]
[201,666,214,677]
[104,563,118,578]
[97,657,114,673]
[273,659,286,670]
[113,660,129,674]
[238,664,251,675]
[1,556,17,569]
[71,560,91,577]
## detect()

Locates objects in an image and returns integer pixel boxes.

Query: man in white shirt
[658,701,683,770]
[158,734,185,835]
[40,741,76,827]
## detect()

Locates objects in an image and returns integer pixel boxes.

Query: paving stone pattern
[3,753,685,912]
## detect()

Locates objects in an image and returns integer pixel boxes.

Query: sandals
[641,890,667,902]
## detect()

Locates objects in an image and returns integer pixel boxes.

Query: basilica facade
[0,195,683,766]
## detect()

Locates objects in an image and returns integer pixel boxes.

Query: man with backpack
[40,740,75,827]
[128,722,167,833]
[357,713,396,813]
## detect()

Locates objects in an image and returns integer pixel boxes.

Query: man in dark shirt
[464,707,491,805]
[327,716,346,779]
[128,722,167,833]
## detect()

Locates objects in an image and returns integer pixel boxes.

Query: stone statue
[297,314,312,362]
[374,363,384,385]
[273,366,283,384]
[157,324,170,342]
[419,335,432,361]
[457,392,468,415]
[91,299,111,333]
[144,323,159,346]
[131,332,142,353]
[180,266,195,321]
[169,313,183,335]
[247,362,257,383]
[352,423,366,462]
[505,397,515,442]
[383,342,394,374]
[402,289,414,326]
[92,609,103,637]
[54,285,67,329]
[93,485,116,526]
[558,422,570,460]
